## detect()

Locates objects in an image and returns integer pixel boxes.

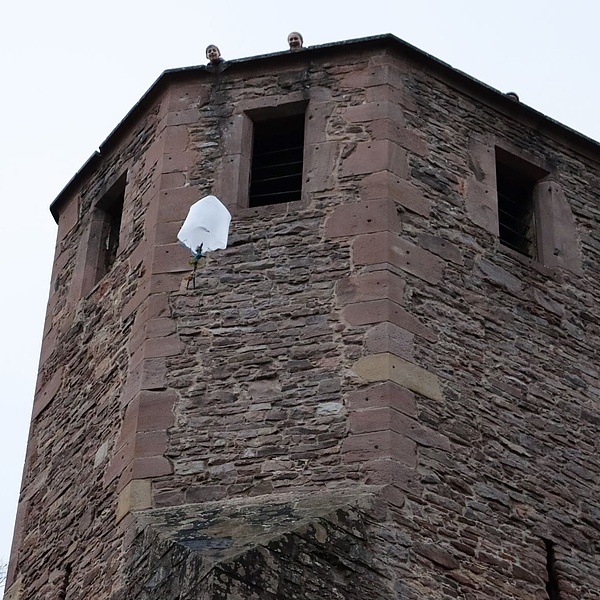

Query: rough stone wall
[5,88,179,598]
[6,39,600,600]
[142,49,599,598]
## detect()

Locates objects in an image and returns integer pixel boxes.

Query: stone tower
[5,35,600,600]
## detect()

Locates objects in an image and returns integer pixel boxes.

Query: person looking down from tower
[206,44,224,65]
[287,32,304,50]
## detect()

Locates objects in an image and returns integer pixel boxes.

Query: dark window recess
[544,539,561,600]
[96,174,126,280]
[496,159,537,257]
[249,114,305,207]
[58,564,72,600]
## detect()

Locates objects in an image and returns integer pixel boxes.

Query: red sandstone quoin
[5,34,599,600]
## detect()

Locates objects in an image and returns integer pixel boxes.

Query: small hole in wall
[374,445,379,449]
[544,539,561,600]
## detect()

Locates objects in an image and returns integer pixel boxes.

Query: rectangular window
[495,148,546,258]
[249,113,305,207]
[95,173,126,282]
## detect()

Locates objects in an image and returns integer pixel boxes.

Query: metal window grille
[496,161,536,257]
[249,114,305,207]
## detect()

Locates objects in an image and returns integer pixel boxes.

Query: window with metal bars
[249,113,305,207]
[495,148,544,258]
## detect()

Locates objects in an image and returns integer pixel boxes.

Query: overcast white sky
[1,0,599,579]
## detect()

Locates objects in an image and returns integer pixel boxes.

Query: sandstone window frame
[78,171,129,296]
[217,92,327,212]
[467,137,581,274]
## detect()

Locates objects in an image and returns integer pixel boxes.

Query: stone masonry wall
[6,39,599,600]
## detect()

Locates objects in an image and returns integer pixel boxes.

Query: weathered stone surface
[360,171,432,216]
[7,37,600,600]
[343,299,437,342]
[349,407,451,450]
[346,382,418,417]
[341,140,409,178]
[3,577,23,600]
[336,271,406,306]
[364,321,414,359]
[353,352,444,401]
[353,231,445,284]
[324,197,401,238]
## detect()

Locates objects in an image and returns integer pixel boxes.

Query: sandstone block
[368,119,428,156]
[163,125,190,153]
[147,293,171,319]
[116,480,152,523]
[340,63,405,90]
[364,322,414,360]
[215,153,251,209]
[342,430,417,466]
[324,197,401,238]
[360,171,431,216]
[350,407,451,450]
[335,271,406,306]
[149,273,183,294]
[346,382,418,416]
[118,456,173,492]
[160,171,186,190]
[362,458,422,493]
[305,101,335,145]
[342,299,436,342]
[156,186,200,223]
[146,317,177,338]
[151,243,191,274]
[341,140,408,178]
[535,181,582,274]
[465,177,498,235]
[352,352,443,401]
[160,151,196,175]
[165,108,201,127]
[57,195,79,241]
[140,358,167,390]
[304,142,340,193]
[345,100,405,125]
[366,84,418,112]
[353,231,445,284]
[165,83,210,111]
[143,336,185,359]
[137,390,177,432]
